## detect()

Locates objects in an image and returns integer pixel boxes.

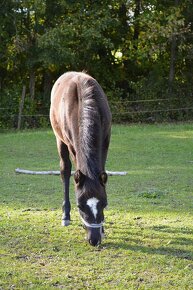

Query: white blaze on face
[86,197,99,219]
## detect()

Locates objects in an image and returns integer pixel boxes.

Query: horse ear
[74,170,85,186]
[99,172,108,186]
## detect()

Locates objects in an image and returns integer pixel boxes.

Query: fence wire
[1,97,193,129]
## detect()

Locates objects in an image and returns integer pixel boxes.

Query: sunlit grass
[1,123,193,289]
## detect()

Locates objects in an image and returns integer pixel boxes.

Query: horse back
[50,72,111,163]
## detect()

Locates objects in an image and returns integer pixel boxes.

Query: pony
[50,71,111,246]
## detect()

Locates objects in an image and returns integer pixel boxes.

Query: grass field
[1,123,193,289]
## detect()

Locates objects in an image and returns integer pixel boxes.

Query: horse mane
[77,74,103,180]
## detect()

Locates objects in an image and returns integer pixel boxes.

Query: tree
[1,0,193,128]
[0,0,15,89]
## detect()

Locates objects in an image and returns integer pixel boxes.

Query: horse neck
[76,81,104,179]
[78,147,102,179]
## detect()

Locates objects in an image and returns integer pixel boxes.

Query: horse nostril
[89,239,100,247]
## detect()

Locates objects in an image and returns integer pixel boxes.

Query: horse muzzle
[80,216,104,246]
[87,227,103,246]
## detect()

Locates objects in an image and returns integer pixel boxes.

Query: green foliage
[1,0,193,128]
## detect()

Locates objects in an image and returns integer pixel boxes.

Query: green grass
[1,123,193,289]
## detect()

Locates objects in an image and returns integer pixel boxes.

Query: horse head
[74,170,108,246]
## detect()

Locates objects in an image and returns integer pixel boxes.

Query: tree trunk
[169,35,177,85]
[169,0,179,88]
[133,0,141,45]
[29,70,35,100]
[17,85,26,130]
[43,71,52,101]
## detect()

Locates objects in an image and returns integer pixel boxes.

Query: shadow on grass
[152,225,192,235]
[104,241,193,261]
[103,223,193,261]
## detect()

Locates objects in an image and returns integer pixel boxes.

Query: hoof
[61,219,70,226]
[101,232,105,239]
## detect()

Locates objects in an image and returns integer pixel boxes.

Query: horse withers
[50,72,111,246]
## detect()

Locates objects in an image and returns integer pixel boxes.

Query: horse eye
[101,201,108,209]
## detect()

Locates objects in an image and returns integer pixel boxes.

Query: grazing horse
[50,72,111,246]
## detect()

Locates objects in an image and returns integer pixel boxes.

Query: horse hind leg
[56,139,72,226]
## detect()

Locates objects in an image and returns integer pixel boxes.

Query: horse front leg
[57,139,72,226]
[61,163,71,226]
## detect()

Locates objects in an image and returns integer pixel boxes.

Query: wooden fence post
[17,85,26,130]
